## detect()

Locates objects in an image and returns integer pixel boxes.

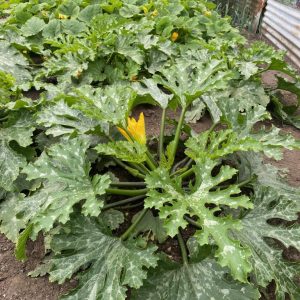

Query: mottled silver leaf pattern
[145,158,253,282]
[44,214,158,300]
[132,258,259,300]
[0,138,111,241]
[236,187,300,299]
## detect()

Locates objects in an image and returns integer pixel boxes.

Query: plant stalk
[113,158,145,179]
[177,230,188,265]
[106,188,148,197]
[184,216,201,228]
[184,158,194,169]
[145,154,157,171]
[178,167,194,181]
[171,156,189,174]
[170,107,187,165]
[118,202,144,209]
[103,195,145,210]
[237,177,254,188]
[159,108,167,161]
[138,162,151,174]
[171,166,188,178]
[121,208,148,241]
[128,162,149,175]
[110,182,146,188]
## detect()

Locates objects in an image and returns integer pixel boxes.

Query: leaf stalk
[121,208,148,241]
[106,188,148,197]
[159,108,167,161]
[103,195,145,210]
[169,107,187,165]
[177,230,188,265]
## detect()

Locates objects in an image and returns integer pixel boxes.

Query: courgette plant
[0,0,299,299]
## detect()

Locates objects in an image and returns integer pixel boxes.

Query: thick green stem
[170,107,187,165]
[106,188,148,197]
[210,177,255,192]
[177,230,188,265]
[110,182,146,188]
[184,158,194,169]
[171,166,188,178]
[178,167,194,181]
[138,162,151,174]
[145,154,157,171]
[119,202,144,209]
[237,177,254,188]
[128,162,148,175]
[171,156,189,174]
[103,195,145,210]
[184,216,201,228]
[113,158,145,179]
[159,108,167,161]
[121,209,148,241]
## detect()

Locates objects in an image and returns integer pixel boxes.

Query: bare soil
[1,56,300,300]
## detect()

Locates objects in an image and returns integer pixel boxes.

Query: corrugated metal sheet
[261,0,300,68]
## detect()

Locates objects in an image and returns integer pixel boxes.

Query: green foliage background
[0,0,299,299]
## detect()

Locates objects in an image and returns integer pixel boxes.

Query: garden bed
[1,1,300,299]
[1,71,299,299]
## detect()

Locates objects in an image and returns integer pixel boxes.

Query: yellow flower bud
[142,6,148,14]
[204,10,212,17]
[41,10,48,17]
[151,9,158,17]
[58,13,68,20]
[171,32,179,42]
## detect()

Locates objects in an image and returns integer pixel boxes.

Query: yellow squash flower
[151,9,158,17]
[118,112,146,145]
[204,10,212,17]
[58,13,68,19]
[171,32,179,42]
[142,6,149,14]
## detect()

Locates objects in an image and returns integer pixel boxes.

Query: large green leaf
[153,59,234,108]
[115,35,144,65]
[230,151,300,194]
[0,110,35,147]
[95,141,147,163]
[132,258,259,300]
[39,214,158,300]
[0,110,34,191]
[0,70,16,105]
[0,40,31,84]
[133,78,173,109]
[37,100,108,136]
[0,193,27,241]
[21,16,46,37]
[0,141,26,192]
[130,210,168,243]
[249,126,300,160]
[72,84,136,127]
[145,159,253,282]
[217,95,270,137]
[0,138,111,244]
[235,187,300,299]
[185,128,300,161]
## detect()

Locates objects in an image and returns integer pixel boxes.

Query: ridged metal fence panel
[261,0,300,68]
